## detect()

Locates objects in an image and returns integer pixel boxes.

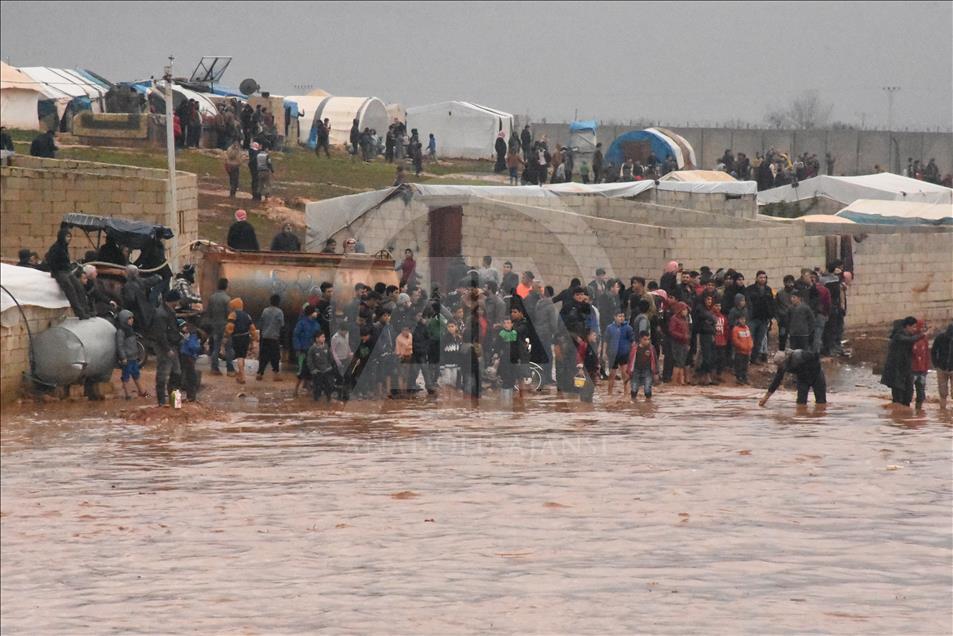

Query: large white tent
[406,101,514,159]
[301,96,388,147]
[0,62,44,129]
[757,173,953,206]
[285,95,332,144]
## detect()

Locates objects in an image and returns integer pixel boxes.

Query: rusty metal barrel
[192,245,400,321]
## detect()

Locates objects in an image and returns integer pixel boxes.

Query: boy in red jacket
[712,303,728,383]
[911,319,930,410]
[628,331,658,400]
[731,314,754,384]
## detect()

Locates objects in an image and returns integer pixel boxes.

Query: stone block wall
[319,192,952,330]
[0,156,198,269]
[0,305,70,404]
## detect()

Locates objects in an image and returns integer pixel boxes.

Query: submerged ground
[2,359,951,634]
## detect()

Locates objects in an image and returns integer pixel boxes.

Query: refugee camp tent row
[757,173,953,206]
[132,81,220,118]
[1,62,112,130]
[406,101,515,159]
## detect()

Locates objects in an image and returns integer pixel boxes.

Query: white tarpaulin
[836,199,953,226]
[305,188,400,250]
[544,180,756,196]
[0,263,69,325]
[0,62,43,129]
[406,101,514,159]
[757,173,953,206]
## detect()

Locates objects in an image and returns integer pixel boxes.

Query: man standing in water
[759,349,827,406]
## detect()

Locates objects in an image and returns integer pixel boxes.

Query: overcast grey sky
[2,1,950,130]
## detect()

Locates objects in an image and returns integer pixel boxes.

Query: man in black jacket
[760,349,827,406]
[30,130,57,158]
[746,271,775,363]
[152,290,183,406]
[880,317,924,406]
[270,223,301,252]
[45,228,91,319]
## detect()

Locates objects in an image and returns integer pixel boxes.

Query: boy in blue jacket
[178,320,202,402]
[603,311,634,395]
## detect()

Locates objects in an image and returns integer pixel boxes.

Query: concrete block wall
[530,123,952,177]
[0,156,198,269]
[0,305,70,404]
[846,231,953,327]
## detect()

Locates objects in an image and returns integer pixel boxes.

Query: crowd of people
[21,225,953,411]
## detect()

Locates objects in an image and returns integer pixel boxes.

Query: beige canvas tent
[0,62,44,129]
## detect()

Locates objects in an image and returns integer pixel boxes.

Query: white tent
[285,95,332,144]
[0,264,69,327]
[406,101,514,159]
[835,199,953,226]
[757,173,953,206]
[0,62,43,129]
[301,96,388,147]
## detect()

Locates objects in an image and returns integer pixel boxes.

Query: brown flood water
[2,364,951,634]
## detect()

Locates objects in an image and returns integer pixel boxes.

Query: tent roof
[659,169,736,183]
[0,61,44,92]
[19,66,108,101]
[757,173,953,206]
[305,180,757,247]
[0,263,69,320]
[307,88,330,97]
[835,199,953,225]
[605,128,691,169]
[570,120,597,133]
[406,100,513,119]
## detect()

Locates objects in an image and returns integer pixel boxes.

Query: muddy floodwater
[2,365,951,634]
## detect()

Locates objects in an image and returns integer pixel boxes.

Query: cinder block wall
[0,156,198,269]
[0,305,70,404]
[320,194,952,329]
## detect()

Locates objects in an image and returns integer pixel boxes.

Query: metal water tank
[31,317,117,386]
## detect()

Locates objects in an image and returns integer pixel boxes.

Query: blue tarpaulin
[569,119,597,133]
[284,100,300,119]
[605,129,680,167]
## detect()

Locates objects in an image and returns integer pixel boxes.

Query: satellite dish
[239,78,260,96]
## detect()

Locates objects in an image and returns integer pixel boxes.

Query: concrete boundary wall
[530,124,953,177]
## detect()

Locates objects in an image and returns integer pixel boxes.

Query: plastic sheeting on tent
[0,263,70,326]
[305,180,758,248]
[0,62,43,129]
[136,81,219,118]
[653,127,697,168]
[305,184,555,248]
[405,101,514,159]
[659,170,736,183]
[605,128,697,169]
[835,199,953,226]
[757,173,953,206]
[18,67,108,109]
[568,120,598,156]
[301,96,388,148]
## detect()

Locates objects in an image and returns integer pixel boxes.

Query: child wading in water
[732,313,754,384]
[628,331,657,400]
[116,309,149,400]
[307,332,336,402]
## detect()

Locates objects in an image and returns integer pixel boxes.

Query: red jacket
[627,343,658,375]
[732,324,754,355]
[713,311,728,347]
[912,334,930,373]
[668,313,690,345]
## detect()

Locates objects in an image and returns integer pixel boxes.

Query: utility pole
[882,86,900,131]
[882,86,900,173]
[162,57,179,270]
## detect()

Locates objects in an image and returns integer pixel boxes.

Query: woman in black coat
[494,133,507,173]
[880,317,925,406]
